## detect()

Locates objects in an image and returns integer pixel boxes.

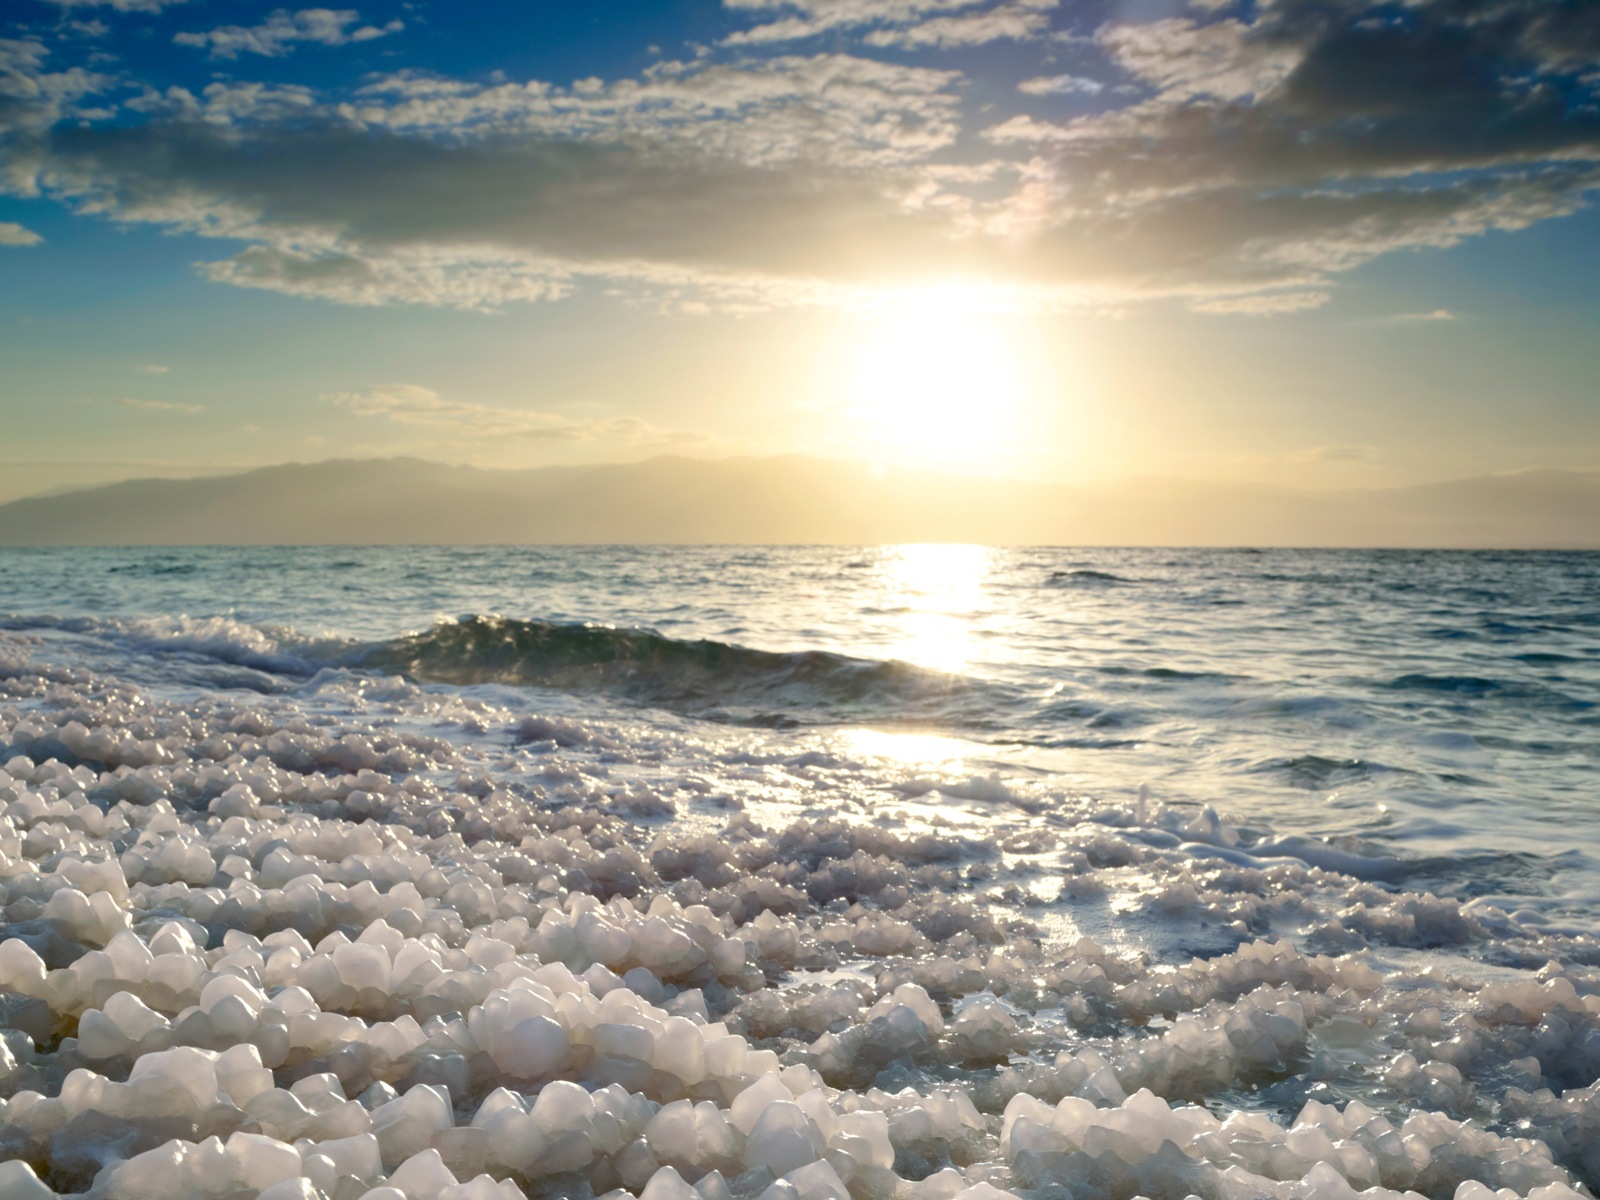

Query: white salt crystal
[226,1131,302,1191]
[389,1148,459,1198]
[640,1166,700,1200]
[370,1085,453,1167]
[744,1101,824,1177]
[257,1179,324,1200]
[0,1161,54,1200]
[493,1014,569,1078]
[530,1079,595,1134]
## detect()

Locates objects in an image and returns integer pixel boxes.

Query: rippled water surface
[11,545,1600,1198]
[4,545,1597,917]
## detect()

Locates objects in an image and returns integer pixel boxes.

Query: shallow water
[5,546,1600,1198]
[4,546,1597,920]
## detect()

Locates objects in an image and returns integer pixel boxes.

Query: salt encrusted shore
[1,638,1599,1200]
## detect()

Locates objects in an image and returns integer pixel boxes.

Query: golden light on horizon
[840,288,1037,472]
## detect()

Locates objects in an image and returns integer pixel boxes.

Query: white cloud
[1098,18,1300,103]
[203,246,573,313]
[722,17,837,46]
[43,0,190,10]
[977,2,1600,302]
[23,54,965,312]
[327,384,656,443]
[1347,307,1463,327]
[10,1,1600,320]
[722,0,1053,46]
[118,397,204,413]
[1189,290,1330,316]
[173,9,403,60]
[723,0,967,44]
[0,40,112,200]
[0,222,43,246]
[0,39,111,132]
[865,0,1056,48]
[126,82,321,124]
[344,55,961,169]
[1018,73,1103,96]
[725,0,981,18]
[133,363,169,374]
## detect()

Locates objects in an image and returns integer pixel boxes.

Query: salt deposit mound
[0,635,1599,1200]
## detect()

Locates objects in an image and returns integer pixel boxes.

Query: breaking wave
[2,611,1004,725]
[353,615,980,718]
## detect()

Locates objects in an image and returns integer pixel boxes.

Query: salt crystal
[530,1079,595,1134]
[744,1101,824,1177]
[257,1179,324,1200]
[389,1148,459,1198]
[637,1165,697,1200]
[491,1014,568,1078]
[226,1131,302,1191]
[0,1161,54,1200]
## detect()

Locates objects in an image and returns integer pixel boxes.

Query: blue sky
[2,0,1599,501]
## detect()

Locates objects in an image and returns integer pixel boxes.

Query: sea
[3,544,1596,927]
[5,544,1600,1195]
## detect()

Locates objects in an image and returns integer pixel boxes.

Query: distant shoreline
[1,456,1597,549]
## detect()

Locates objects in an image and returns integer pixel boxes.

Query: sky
[2,0,1599,504]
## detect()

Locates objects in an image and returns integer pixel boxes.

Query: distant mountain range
[0,456,1595,547]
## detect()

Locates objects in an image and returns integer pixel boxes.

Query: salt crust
[0,643,1597,1199]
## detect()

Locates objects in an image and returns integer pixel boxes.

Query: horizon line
[5,451,1600,507]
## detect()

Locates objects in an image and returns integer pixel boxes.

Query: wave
[0,613,334,676]
[1094,664,1239,682]
[351,615,979,719]
[2,611,1001,725]
[108,561,199,577]
[1046,568,1134,586]
[1389,672,1592,712]
[1254,754,1397,790]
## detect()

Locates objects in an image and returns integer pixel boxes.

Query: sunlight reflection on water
[876,543,993,674]
[836,727,976,767]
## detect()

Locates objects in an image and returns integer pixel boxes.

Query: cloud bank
[172,8,403,60]
[327,385,691,448]
[722,0,1056,47]
[42,0,191,11]
[2,0,1597,315]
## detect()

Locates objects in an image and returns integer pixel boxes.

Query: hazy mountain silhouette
[0,456,1595,547]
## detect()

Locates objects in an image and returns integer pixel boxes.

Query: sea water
[0,545,1597,1198]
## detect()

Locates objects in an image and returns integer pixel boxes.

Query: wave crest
[357,615,974,718]
[1046,569,1134,586]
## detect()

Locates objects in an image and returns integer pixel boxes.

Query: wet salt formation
[0,546,1598,1200]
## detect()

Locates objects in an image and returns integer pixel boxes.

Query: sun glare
[879,542,993,674]
[840,288,1038,471]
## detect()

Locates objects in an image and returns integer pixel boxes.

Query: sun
[839,286,1037,471]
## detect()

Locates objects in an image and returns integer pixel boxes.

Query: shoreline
[0,635,1597,1199]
